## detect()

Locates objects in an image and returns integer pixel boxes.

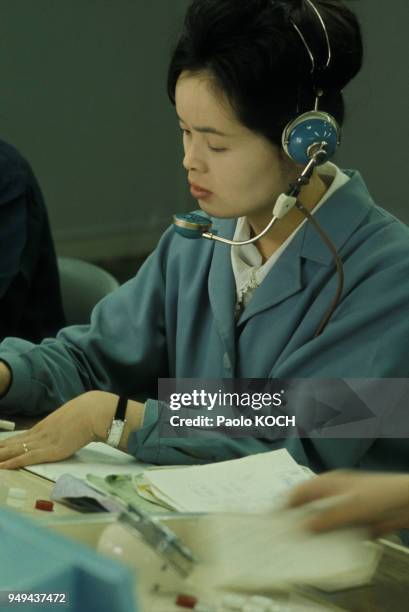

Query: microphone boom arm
[201,143,328,246]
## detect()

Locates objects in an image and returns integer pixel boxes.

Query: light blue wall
[0,0,406,260]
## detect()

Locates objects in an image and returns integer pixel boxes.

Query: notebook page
[143,449,311,513]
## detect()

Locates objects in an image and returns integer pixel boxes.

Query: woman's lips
[189,183,213,199]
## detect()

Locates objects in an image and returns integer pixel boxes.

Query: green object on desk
[86,473,174,515]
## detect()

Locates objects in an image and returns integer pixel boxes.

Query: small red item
[175,594,198,609]
[35,499,54,512]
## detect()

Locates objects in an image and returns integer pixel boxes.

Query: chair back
[58,256,119,325]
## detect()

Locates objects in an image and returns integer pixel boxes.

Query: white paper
[185,506,381,591]
[28,443,150,482]
[143,449,311,513]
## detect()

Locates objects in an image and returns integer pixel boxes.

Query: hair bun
[168,0,363,143]
[267,0,304,24]
[269,0,304,10]
[269,0,303,6]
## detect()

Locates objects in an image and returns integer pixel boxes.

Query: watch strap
[115,395,128,421]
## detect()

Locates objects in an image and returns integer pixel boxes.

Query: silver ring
[22,443,29,454]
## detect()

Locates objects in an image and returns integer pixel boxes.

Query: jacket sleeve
[127,399,285,465]
[0,229,171,417]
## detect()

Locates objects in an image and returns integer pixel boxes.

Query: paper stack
[136,449,312,513]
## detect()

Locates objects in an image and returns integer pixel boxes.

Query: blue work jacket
[0,169,408,472]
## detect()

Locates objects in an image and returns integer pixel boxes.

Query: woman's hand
[288,470,409,537]
[0,391,124,470]
[0,361,11,395]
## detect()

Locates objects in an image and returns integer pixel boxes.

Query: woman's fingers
[0,438,69,469]
[289,479,332,507]
[0,434,37,459]
[370,505,409,537]
[0,446,44,470]
[289,471,349,508]
[0,431,30,448]
[303,497,370,533]
[0,431,62,469]
[290,472,409,534]
[0,443,27,463]
[0,392,114,470]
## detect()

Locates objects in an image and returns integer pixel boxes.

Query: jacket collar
[208,170,374,327]
[299,169,373,265]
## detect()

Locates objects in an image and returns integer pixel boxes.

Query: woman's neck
[247,173,328,262]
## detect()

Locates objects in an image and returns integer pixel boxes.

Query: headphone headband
[282,1,340,165]
[291,0,331,74]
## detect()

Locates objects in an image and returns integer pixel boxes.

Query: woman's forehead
[175,71,240,132]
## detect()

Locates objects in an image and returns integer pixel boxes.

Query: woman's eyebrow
[177,114,230,137]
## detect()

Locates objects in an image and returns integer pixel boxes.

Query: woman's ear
[277,146,302,180]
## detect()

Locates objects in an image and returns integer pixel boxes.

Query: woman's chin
[198,200,237,219]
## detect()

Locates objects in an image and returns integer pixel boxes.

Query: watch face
[106,420,125,447]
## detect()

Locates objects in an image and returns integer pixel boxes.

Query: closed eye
[208,145,227,153]
[180,126,226,152]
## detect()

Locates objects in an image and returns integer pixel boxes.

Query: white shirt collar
[231,162,350,310]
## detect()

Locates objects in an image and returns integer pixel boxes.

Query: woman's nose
[183,142,207,173]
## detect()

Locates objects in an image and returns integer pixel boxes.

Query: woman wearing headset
[0,1,408,476]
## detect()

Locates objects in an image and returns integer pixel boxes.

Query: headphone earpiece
[281,110,341,166]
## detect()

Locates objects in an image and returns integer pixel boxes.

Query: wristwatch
[106,396,128,448]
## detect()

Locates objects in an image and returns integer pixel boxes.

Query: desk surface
[2,417,409,611]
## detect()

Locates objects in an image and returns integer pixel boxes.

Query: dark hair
[167,0,363,146]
